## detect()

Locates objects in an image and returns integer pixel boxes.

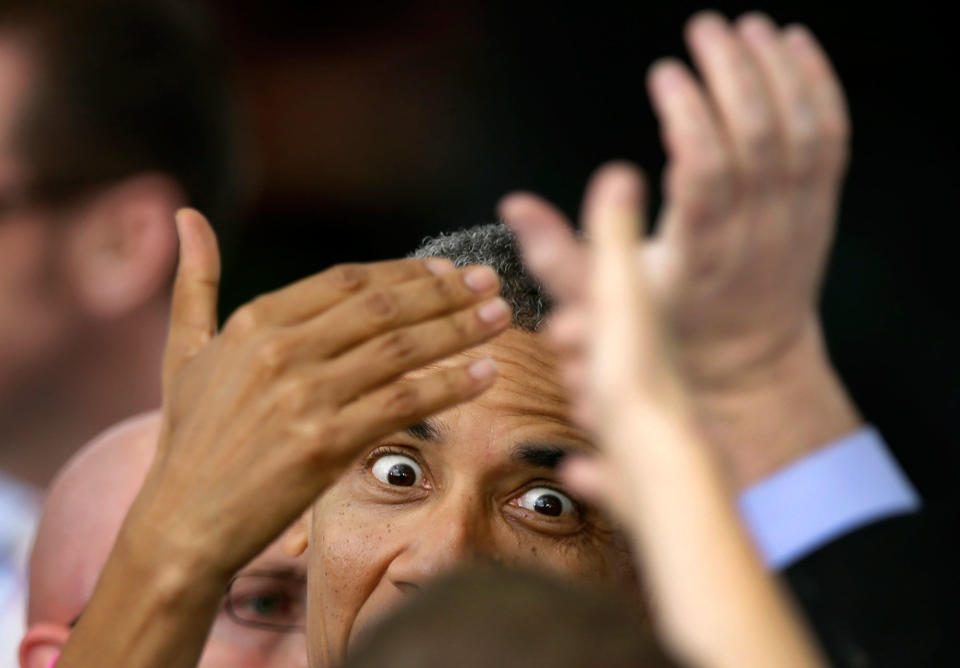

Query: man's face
[199,540,308,668]
[0,34,74,404]
[307,328,635,666]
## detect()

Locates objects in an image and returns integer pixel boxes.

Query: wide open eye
[371,453,423,487]
[517,487,575,517]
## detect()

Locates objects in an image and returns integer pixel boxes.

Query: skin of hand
[544,159,825,668]
[56,208,512,668]
[501,11,861,487]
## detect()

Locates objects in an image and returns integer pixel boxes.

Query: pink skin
[295,329,638,667]
[20,412,308,668]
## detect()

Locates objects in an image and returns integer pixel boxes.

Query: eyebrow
[512,444,573,469]
[403,419,443,442]
[402,420,584,470]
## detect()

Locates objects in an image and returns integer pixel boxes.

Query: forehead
[408,328,589,452]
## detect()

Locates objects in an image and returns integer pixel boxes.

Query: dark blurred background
[202,1,957,511]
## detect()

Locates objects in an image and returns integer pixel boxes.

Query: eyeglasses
[224,570,307,632]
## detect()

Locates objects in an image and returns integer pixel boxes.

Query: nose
[384,491,491,590]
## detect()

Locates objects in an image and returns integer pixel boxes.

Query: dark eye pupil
[387,463,416,486]
[533,493,563,516]
[251,596,281,615]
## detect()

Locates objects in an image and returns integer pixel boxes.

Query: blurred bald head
[22,410,309,668]
[27,410,159,625]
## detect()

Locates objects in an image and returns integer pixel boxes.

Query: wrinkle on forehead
[406,328,591,447]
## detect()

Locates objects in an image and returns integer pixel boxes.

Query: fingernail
[650,61,683,95]
[425,258,455,275]
[739,15,774,43]
[694,12,726,39]
[477,297,510,323]
[468,357,497,380]
[464,266,498,291]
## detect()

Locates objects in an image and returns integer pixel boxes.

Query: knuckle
[226,303,261,336]
[326,263,368,293]
[363,290,398,321]
[444,312,471,339]
[441,367,468,395]
[382,384,421,419]
[376,330,418,364]
[276,378,310,413]
[297,420,343,468]
[429,275,457,301]
[254,336,289,371]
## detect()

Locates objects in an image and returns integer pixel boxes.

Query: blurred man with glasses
[0,3,237,660]
[19,412,306,668]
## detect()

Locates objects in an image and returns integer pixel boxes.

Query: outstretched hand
[132,209,511,580]
[541,163,827,668]
[505,12,860,486]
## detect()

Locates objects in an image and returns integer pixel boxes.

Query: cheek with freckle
[308,492,410,661]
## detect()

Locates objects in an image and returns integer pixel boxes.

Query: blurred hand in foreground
[531,155,826,668]
[58,208,511,667]
[503,11,861,486]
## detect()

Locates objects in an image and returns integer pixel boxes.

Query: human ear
[282,508,311,557]
[63,172,183,318]
[19,623,69,668]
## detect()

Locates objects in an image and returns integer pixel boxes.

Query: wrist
[58,502,228,668]
[113,506,230,608]
[692,319,862,489]
[116,472,237,590]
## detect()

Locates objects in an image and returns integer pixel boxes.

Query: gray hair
[410,223,552,331]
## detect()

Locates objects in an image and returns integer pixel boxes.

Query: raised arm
[502,11,860,490]
[548,163,825,668]
[57,209,511,667]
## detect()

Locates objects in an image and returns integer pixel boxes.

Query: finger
[647,59,736,232]
[546,307,588,352]
[223,258,456,333]
[163,208,221,392]
[287,264,502,361]
[584,163,648,337]
[582,162,648,239]
[325,296,512,403]
[329,358,498,463]
[783,24,850,180]
[684,11,780,182]
[499,192,587,304]
[736,13,819,179]
[585,165,654,407]
[559,456,623,519]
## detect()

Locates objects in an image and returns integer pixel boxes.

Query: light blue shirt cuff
[738,426,921,570]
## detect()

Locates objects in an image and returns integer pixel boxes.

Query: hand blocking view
[57,209,513,667]
[503,12,861,488]
[514,164,825,668]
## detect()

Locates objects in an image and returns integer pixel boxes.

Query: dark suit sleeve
[783,510,956,667]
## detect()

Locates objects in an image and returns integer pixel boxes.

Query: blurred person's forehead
[27,412,160,625]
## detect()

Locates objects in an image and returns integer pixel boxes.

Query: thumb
[162,208,221,393]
